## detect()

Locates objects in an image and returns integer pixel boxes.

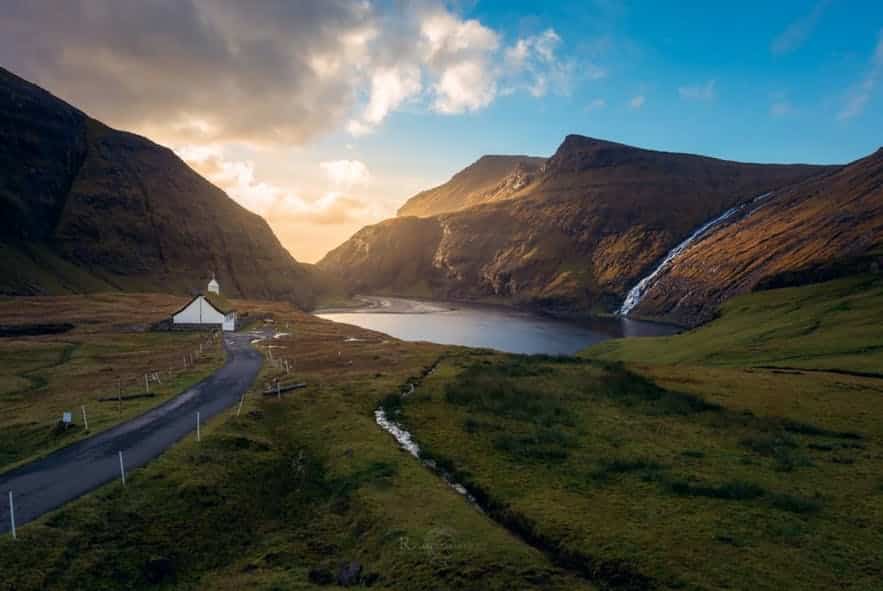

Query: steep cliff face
[632,148,883,325]
[0,66,328,308]
[397,155,545,217]
[320,135,833,316]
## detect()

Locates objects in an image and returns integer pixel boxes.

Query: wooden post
[81,405,89,431]
[196,411,201,442]
[118,451,126,486]
[8,491,15,540]
[237,394,245,417]
[145,374,150,393]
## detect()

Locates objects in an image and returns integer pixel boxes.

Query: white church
[171,274,237,331]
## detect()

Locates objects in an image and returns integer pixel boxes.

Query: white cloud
[3,2,587,143]
[585,98,606,111]
[678,80,716,101]
[502,28,579,98]
[629,95,645,109]
[420,11,499,60]
[320,159,371,188]
[771,0,830,55]
[838,31,883,121]
[179,146,369,227]
[432,60,497,113]
[348,64,422,135]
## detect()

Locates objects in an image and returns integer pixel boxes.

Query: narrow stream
[374,359,655,588]
[619,191,774,316]
[375,365,482,509]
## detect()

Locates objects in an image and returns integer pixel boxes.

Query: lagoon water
[317,296,679,355]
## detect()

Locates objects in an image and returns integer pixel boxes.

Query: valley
[2,270,881,589]
[1,24,882,590]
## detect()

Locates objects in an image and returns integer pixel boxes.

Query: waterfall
[618,192,773,316]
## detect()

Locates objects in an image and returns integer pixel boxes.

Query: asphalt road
[0,330,265,533]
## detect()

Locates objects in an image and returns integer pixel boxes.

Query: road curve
[0,330,265,533]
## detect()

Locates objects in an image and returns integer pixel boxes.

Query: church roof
[171,293,234,317]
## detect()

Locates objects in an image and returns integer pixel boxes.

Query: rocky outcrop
[397,155,545,217]
[0,66,330,308]
[321,135,834,318]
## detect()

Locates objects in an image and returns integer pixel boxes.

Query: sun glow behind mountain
[3,1,882,262]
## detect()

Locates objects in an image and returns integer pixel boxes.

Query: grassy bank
[590,274,883,373]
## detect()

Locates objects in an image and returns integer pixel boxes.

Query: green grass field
[387,274,883,590]
[2,275,881,589]
[0,300,596,590]
[590,274,883,373]
[0,326,224,474]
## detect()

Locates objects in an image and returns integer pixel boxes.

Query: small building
[170,276,237,331]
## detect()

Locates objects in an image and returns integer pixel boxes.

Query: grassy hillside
[383,274,883,590]
[0,66,330,309]
[591,273,883,373]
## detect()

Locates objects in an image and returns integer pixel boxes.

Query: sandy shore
[316,295,457,315]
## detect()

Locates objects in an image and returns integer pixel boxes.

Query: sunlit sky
[3,1,882,262]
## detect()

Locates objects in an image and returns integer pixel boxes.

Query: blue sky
[356,0,883,175]
[5,0,881,261]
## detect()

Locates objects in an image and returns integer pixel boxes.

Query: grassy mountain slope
[592,272,883,372]
[633,149,883,325]
[0,66,329,308]
[397,155,546,217]
[320,136,832,316]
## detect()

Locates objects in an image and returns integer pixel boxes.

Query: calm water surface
[317,296,679,355]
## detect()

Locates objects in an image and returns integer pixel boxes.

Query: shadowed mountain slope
[0,66,329,308]
[320,135,833,318]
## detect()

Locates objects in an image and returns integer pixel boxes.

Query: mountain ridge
[397,154,546,217]
[320,134,836,321]
[0,66,330,308]
[630,146,883,324]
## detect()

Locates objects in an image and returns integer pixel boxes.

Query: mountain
[397,155,545,217]
[319,135,834,317]
[0,66,329,308]
[630,148,883,325]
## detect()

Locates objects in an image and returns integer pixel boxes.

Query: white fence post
[144,374,150,393]
[8,491,15,540]
[81,405,89,431]
[236,394,245,417]
[118,451,126,486]
[196,411,201,442]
